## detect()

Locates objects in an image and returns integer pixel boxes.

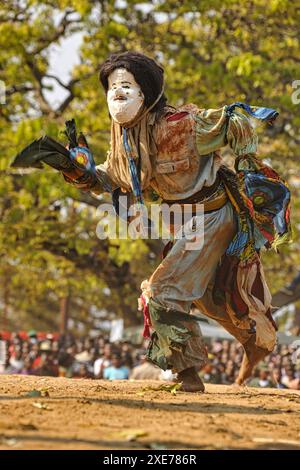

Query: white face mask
[107,68,144,125]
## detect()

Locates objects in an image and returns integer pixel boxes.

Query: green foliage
[0,0,299,331]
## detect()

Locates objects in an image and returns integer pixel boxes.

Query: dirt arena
[0,375,299,450]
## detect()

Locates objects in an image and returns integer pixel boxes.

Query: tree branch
[6,84,36,96]
[24,56,54,116]
[31,9,81,56]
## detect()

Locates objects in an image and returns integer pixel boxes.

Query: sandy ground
[0,375,300,450]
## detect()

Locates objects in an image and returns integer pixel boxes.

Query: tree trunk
[59,295,70,335]
[1,275,9,330]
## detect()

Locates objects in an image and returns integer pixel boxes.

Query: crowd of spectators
[0,331,299,389]
[200,339,300,389]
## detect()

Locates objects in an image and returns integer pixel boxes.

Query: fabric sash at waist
[162,178,228,214]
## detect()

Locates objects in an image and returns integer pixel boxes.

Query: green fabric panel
[194,106,258,157]
[194,107,227,156]
[146,298,199,370]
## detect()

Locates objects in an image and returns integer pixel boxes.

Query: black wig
[99,51,167,113]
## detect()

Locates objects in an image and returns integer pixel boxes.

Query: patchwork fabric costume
[56,51,291,377]
[89,102,291,373]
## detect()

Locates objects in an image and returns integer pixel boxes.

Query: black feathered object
[63,118,78,149]
[11,119,112,193]
[11,134,74,172]
[11,119,81,172]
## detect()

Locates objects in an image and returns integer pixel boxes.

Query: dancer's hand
[62,136,96,190]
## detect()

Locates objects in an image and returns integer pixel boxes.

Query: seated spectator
[35,349,59,377]
[103,353,129,380]
[248,367,273,388]
[130,355,161,380]
[28,330,38,345]
[20,357,34,375]
[8,350,24,374]
[57,350,75,377]
[73,363,93,379]
[217,364,228,384]
[94,343,112,379]
[224,360,236,384]
[281,366,300,390]
[271,368,287,389]
[74,350,93,363]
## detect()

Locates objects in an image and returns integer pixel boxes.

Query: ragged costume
[66,52,292,389]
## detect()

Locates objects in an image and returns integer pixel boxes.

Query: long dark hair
[99,51,167,114]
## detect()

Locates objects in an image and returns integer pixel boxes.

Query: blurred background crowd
[1,331,299,389]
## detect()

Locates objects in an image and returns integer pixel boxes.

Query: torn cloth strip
[213,253,277,351]
[139,293,152,339]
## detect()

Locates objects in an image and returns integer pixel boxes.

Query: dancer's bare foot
[230,382,249,392]
[235,335,269,386]
[177,366,205,392]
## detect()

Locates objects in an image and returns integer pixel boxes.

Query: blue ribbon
[226,102,279,123]
[123,128,144,204]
